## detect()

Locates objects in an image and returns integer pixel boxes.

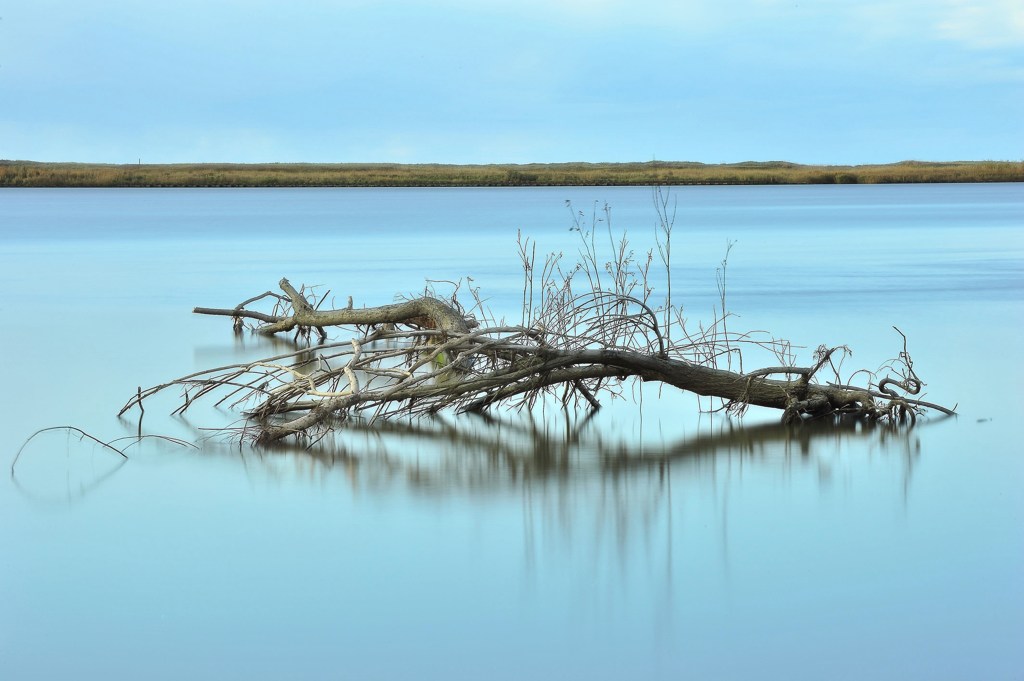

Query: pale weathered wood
[127,275,951,445]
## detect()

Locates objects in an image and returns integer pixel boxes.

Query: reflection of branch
[9,453,129,505]
[11,427,196,505]
[248,414,934,594]
[256,413,942,490]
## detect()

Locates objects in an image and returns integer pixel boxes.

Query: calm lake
[1,184,1022,680]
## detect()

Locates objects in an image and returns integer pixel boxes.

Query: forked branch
[121,274,953,444]
[123,194,952,444]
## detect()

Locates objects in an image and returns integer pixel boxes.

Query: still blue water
[1,184,1022,679]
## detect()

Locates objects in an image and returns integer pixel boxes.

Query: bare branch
[125,197,953,444]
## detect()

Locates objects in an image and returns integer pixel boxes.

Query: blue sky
[2,0,1021,164]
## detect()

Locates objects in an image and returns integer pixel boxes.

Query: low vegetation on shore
[1,159,1020,188]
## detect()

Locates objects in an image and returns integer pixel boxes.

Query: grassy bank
[1,160,1021,187]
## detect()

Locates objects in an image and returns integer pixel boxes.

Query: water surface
[1,184,1022,679]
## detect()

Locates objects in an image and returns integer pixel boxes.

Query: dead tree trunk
[193,278,473,337]
[120,276,952,445]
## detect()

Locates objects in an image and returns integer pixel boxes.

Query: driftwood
[121,202,953,444]
[120,276,951,445]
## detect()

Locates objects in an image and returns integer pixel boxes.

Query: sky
[1,0,1021,165]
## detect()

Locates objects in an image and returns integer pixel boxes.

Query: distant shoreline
[1,160,1021,187]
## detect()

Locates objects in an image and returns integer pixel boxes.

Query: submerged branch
[124,200,954,444]
[123,273,953,445]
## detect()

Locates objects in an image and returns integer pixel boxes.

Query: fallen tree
[121,199,953,444]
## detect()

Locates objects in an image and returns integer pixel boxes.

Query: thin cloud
[1,0,1018,163]
[935,0,1024,49]
[851,0,1024,48]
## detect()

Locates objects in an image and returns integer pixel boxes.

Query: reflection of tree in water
[229,414,925,627]
[13,412,929,628]
[259,413,925,495]
[248,415,925,575]
[13,414,926,584]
